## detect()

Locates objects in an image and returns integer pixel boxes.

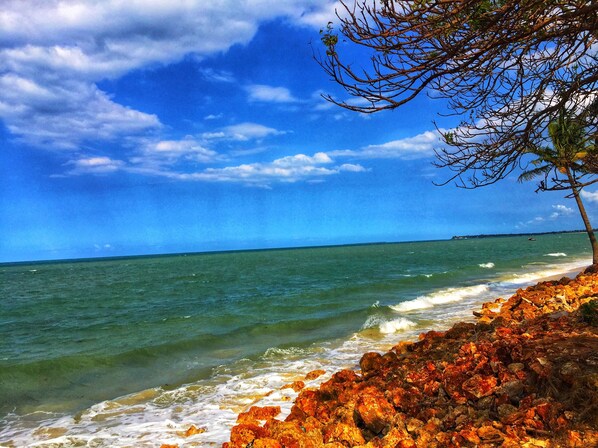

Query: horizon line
[1,229,587,266]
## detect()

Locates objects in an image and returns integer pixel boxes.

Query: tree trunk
[566,168,598,266]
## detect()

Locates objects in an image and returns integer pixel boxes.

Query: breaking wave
[390,284,491,313]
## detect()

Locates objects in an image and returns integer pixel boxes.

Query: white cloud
[246,84,299,103]
[295,1,341,27]
[329,130,441,160]
[199,68,236,83]
[339,163,368,173]
[272,152,332,167]
[139,137,222,164]
[0,74,160,148]
[519,203,576,228]
[0,0,337,149]
[550,204,574,219]
[581,190,598,203]
[136,151,365,186]
[68,156,125,174]
[203,122,285,142]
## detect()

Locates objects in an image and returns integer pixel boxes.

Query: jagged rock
[183,424,206,437]
[282,381,305,392]
[237,406,281,424]
[354,387,395,435]
[322,422,365,446]
[305,369,326,380]
[360,352,384,373]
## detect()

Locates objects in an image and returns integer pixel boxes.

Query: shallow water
[0,233,591,446]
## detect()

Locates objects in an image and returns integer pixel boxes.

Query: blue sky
[1,0,596,262]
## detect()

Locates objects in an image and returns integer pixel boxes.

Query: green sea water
[0,233,592,446]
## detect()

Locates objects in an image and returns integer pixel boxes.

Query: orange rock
[461,374,497,399]
[380,426,414,447]
[459,426,481,444]
[282,381,305,392]
[229,423,269,447]
[160,445,178,448]
[477,424,505,442]
[266,419,323,447]
[566,430,584,447]
[252,438,282,448]
[360,352,384,373]
[305,369,326,380]
[354,389,395,435]
[322,422,366,446]
[183,424,206,437]
[392,341,413,354]
[222,271,598,448]
[237,406,281,424]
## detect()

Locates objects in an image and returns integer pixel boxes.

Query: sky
[1,0,597,263]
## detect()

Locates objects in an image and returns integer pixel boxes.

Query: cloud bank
[0,0,336,150]
[1,0,439,187]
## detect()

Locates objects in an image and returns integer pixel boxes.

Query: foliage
[318,0,598,188]
[517,111,595,192]
[319,22,338,56]
[580,299,598,325]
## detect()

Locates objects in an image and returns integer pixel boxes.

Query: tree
[519,111,598,264]
[319,0,598,264]
[319,0,598,187]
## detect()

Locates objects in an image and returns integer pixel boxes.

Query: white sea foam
[479,262,495,269]
[545,252,567,257]
[500,258,589,286]
[379,317,417,334]
[390,284,491,312]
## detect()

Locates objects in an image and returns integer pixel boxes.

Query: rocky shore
[216,270,598,447]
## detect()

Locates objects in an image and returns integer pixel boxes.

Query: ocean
[0,233,592,447]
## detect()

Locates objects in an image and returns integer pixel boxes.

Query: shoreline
[1,252,593,447]
[213,269,598,448]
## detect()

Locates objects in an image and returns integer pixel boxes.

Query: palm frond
[518,164,551,183]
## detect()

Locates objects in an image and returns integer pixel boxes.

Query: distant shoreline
[451,229,587,240]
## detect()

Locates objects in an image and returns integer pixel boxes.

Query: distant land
[451,230,587,240]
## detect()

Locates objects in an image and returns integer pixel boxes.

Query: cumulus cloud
[550,204,574,219]
[68,156,126,174]
[581,190,598,203]
[0,75,160,148]
[203,122,286,142]
[135,137,223,166]
[0,0,337,150]
[329,130,441,160]
[245,84,299,103]
[519,203,576,228]
[161,152,366,186]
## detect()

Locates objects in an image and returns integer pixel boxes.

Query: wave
[390,284,490,312]
[479,262,495,269]
[379,317,417,334]
[360,315,417,334]
[501,258,589,286]
[545,253,567,257]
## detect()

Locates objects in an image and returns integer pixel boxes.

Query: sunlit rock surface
[220,271,598,447]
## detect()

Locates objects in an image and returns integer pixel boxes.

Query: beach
[0,233,595,447]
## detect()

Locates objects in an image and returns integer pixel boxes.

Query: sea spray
[390,284,491,312]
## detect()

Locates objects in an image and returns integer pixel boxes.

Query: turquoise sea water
[0,233,592,446]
